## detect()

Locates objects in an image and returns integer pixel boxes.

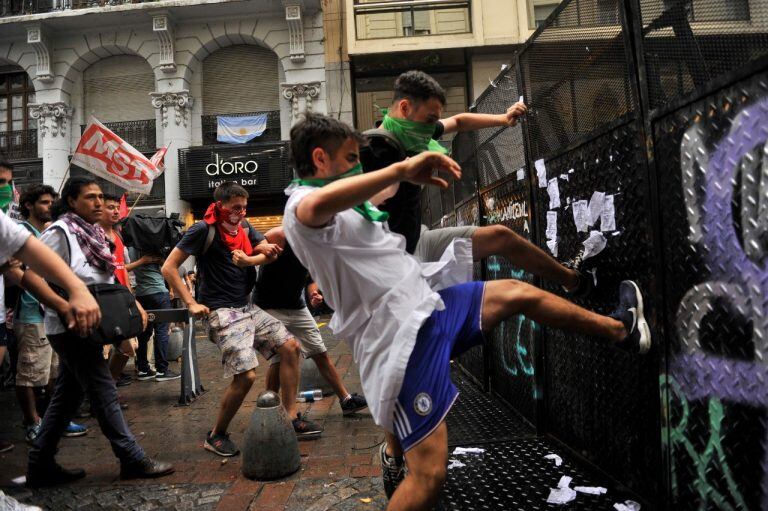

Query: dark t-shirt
[176,221,265,310]
[364,121,445,254]
[252,242,309,310]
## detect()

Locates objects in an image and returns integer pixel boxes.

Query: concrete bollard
[242,391,300,480]
[299,357,335,397]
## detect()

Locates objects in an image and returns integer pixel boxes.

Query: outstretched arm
[296,152,461,228]
[440,101,527,135]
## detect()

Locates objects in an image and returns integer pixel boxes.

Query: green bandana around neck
[0,184,13,213]
[381,112,448,156]
[293,163,390,223]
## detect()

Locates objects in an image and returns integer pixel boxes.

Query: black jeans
[136,292,171,373]
[28,332,145,467]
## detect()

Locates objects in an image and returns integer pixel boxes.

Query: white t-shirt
[0,210,33,324]
[283,185,473,429]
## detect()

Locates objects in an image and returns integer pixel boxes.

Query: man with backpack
[162,182,323,457]
[361,70,594,297]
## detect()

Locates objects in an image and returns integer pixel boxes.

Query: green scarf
[0,184,13,213]
[294,164,390,223]
[381,112,448,155]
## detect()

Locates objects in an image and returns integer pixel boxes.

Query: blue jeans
[137,292,171,373]
[29,332,145,466]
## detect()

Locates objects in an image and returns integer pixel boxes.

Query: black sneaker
[27,462,86,487]
[610,280,651,354]
[204,431,240,457]
[136,368,157,381]
[120,456,174,479]
[155,369,181,382]
[116,373,132,387]
[563,246,595,298]
[340,393,368,416]
[380,442,406,499]
[293,413,323,439]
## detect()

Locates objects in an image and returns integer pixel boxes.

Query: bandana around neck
[294,163,389,223]
[0,184,12,213]
[381,111,448,156]
[60,211,116,274]
[203,203,253,255]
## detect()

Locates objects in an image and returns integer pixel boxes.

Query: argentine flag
[217,114,268,144]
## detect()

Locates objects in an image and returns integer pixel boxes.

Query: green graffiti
[661,375,748,510]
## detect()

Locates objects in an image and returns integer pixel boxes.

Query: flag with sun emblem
[216,114,268,144]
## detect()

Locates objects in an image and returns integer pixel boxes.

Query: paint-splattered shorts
[206,305,293,378]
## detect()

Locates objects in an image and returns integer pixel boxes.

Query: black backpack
[360,128,406,174]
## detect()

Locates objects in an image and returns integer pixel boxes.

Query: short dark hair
[289,112,367,178]
[0,159,13,172]
[214,181,249,202]
[52,175,99,220]
[393,70,446,105]
[19,184,57,219]
[103,193,122,202]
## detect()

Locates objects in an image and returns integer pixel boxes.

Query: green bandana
[0,184,13,213]
[294,164,390,223]
[381,112,448,156]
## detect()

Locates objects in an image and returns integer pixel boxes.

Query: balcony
[80,119,157,153]
[201,110,281,146]
[354,0,471,40]
[0,129,38,161]
[0,0,153,16]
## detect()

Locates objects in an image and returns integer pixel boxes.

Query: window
[0,71,36,133]
[534,1,559,28]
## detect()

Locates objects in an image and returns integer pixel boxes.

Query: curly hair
[19,184,57,219]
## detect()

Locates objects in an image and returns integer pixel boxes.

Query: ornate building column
[281,82,321,120]
[151,90,193,216]
[29,102,73,189]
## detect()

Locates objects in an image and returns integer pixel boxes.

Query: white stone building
[0,0,338,224]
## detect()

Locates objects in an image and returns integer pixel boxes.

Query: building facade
[0,0,340,225]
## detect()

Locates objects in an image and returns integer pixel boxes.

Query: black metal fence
[435,0,768,508]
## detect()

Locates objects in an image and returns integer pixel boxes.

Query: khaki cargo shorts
[264,307,327,365]
[15,322,57,387]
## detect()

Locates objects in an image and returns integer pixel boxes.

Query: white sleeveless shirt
[40,218,114,335]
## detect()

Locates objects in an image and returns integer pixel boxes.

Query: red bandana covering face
[203,202,253,256]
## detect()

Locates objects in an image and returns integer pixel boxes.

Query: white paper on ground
[546,211,558,240]
[614,500,641,511]
[601,194,616,231]
[517,168,525,181]
[546,476,576,505]
[547,178,561,209]
[10,476,26,485]
[452,447,485,456]
[546,239,558,258]
[560,173,569,181]
[582,231,607,260]
[588,191,605,226]
[572,200,589,232]
[535,159,547,188]
[544,454,563,466]
[575,486,607,495]
[447,459,466,470]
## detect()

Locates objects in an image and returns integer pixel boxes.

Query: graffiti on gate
[486,255,537,379]
[670,96,768,508]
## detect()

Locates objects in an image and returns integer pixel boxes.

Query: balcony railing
[353,0,471,41]
[0,129,38,161]
[201,111,281,146]
[1,0,157,16]
[80,119,157,153]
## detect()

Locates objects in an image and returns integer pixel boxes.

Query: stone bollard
[299,357,334,397]
[242,391,300,480]
[166,326,184,361]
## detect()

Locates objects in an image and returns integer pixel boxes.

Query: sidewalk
[0,317,388,510]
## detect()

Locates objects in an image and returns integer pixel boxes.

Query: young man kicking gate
[283,113,651,510]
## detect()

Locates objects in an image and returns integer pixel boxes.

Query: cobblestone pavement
[0,317,387,510]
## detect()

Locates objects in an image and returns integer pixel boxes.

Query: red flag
[118,193,129,219]
[71,117,158,194]
[148,146,168,180]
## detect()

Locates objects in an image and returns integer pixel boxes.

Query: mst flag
[148,146,168,180]
[71,117,158,194]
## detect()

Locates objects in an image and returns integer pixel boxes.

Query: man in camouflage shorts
[163,182,323,457]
